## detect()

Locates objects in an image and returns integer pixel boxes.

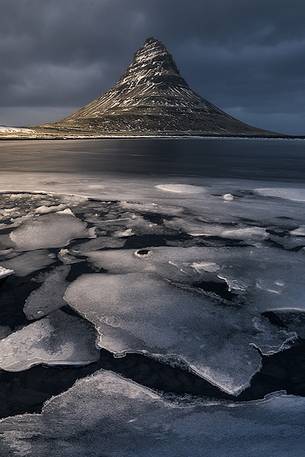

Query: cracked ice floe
[114,228,134,237]
[35,204,67,214]
[58,248,83,265]
[1,371,305,457]
[255,187,305,202]
[223,193,234,201]
[0,266,14,280]
[173,219,268,242]
[119,200,183,216]
[155,184,205,194]
[217,274,247,292]
[164,217,267,241]
[290,226,305,237]
[83,246,305,310]
[0,193,84,230]
[268,233,305,251]
[89,210,166,237]
[58,208,75,216]
[0,234,15,250]
[72,236,126,253]
[1,251,55,276]
[122,214,167,236]
[64,272,292,395]
[0,310,99,372]
[85,249,156,274]
[191,262,220,273]
[9,213,95,251]
[23,266,70,320]
[264,309,305,339]
[220,227,267,241]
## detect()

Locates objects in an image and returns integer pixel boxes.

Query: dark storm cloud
[1,0,305,133]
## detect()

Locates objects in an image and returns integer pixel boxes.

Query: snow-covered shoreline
[0,133,301,142]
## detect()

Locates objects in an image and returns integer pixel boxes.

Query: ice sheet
[290,226,305,237]
[1,251,55,276]
[255,187,305,202]
[156,184,205,194]
[35,204,67,214]
[0,310,99,371]
[64,272,291,395]
[73,236,126,253]
[164,218,267,241]
[23,265,70,320]
[84,246,305,311]
[119,200,183,216]
[0,371,304,457]
[223,193,234,201]
[0,266,14,280]
[9,213,93,251]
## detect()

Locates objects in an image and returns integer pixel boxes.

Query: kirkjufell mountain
[42,37,274,137]
[1,37,280,138]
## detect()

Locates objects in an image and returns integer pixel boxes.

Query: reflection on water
[0,138,305,181]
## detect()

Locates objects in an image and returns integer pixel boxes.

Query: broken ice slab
[85,249,156,274]
[64,273,292,395]
[263,309,305,340]
[255,187,305,202]
[9,213,94,251]
[119,200,183,216]
[1,250,55,276]
[290,226,305,237]
[122,214,169,236]
[23,265,70,320]
[58,248,83,265]
[183,186,305,228]
[269,233,305,250]
[220,227,267,241]
[223,193,234,201]
[0,193,75,229]
[0,310,99,371]
[156,183,205,193]
[0,371,304,457]
[0,233,15,250]
[72,236,126,253]
[164,217,267,242]
[84,246,305,311]
[35,204,67,214]
[0,266,14,280]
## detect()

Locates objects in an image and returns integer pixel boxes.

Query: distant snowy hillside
[0,126,34,134]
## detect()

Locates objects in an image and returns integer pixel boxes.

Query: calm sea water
[0,138,305,182]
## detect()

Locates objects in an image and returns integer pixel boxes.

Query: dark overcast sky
[1,0,305,134]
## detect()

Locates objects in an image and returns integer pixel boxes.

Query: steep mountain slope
[40,37,276,137]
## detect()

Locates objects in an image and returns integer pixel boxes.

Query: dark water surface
[0,138,305,181]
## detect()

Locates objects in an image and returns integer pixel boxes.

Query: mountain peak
[45,38,274,137]
[144,36,162,45]
[121,37,183,87]
[141,37,169,54]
